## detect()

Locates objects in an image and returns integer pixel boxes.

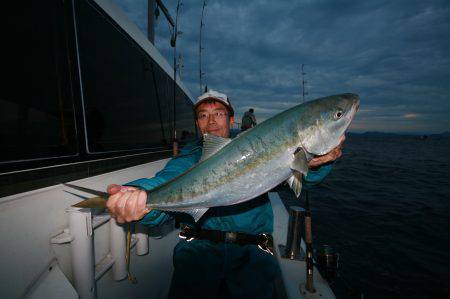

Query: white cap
[194,90,234,116]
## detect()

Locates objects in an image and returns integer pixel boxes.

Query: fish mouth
[343,93,360,113]
[333,97,359,151]
[347,98,360,123]
[354,99,360,112]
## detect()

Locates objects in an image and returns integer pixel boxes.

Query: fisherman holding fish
[107,90,351,298]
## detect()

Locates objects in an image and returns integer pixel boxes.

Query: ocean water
[281,134,450,298]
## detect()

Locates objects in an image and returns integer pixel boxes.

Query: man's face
[195,101,234,138]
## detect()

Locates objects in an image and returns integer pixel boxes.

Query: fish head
[299,93,359,156]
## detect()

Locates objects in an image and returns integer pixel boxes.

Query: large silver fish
[146,93,359,221]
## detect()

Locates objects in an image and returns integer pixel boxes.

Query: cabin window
[75,0,196,153]
[176,89,198,142]
[0,1,78,164]
[0,0,197,196]
[151,65,173,145]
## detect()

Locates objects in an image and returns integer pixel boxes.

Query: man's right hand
[106,184,150,224]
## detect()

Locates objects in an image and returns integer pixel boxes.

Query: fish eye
[335,110,343,119]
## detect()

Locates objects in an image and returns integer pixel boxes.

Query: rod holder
[135,223,149,256]
[110,218,127,281]
[281,206,305,260]
[68,207,96,299]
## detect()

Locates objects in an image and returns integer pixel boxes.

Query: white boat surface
[0,0,335,298]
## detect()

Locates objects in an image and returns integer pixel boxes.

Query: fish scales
[145,94,359,221]
[149,108,300,207]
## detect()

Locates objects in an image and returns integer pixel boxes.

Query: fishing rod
[153,0,181,155]
[199,0,207,95]
[171,0,183,156]
[155,0,175,27]
[304,190,316,293]
[301,63,308,103]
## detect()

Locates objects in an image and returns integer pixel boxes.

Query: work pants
[168,239,281,299]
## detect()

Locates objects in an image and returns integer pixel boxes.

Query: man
[107,90,344,298]
[241,108,257,131]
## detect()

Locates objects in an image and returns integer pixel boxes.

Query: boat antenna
[199,0,207,95]
[301,63,308,103]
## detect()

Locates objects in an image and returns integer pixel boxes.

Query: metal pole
[284,206,306,260]
[301,64,307,103]
[172,0,182,156]
[199,0,207,95]
[155,0,175,27]
[147,0,155,43]
[304,191,316,293]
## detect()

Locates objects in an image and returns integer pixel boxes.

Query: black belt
[179,227,274,255]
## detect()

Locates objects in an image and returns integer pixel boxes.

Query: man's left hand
[308,135,345,169]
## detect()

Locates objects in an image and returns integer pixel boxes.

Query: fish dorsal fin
[291,147,309,176]
[200,134,232,162]
[286,171,303,198]
[185,208,209,222]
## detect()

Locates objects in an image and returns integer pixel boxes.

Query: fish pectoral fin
[286,171,303,198]
[185,207,209,222]
[291,147,309,176]
[287,148,309,198]
[200,134,232,162]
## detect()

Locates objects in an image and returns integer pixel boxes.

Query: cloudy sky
[112,0,450,134]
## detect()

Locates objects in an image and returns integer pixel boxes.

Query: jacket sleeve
[249,114,257,126]
[302,163,333,190]
[125,142,201,227]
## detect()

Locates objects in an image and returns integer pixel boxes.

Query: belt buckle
[179,228,195,242]
[224,232,237,243]
[258,234,274,255]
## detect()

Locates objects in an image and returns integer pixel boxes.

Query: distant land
[348,131,450,138]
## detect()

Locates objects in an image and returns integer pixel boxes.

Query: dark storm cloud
[114,0,450,133]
